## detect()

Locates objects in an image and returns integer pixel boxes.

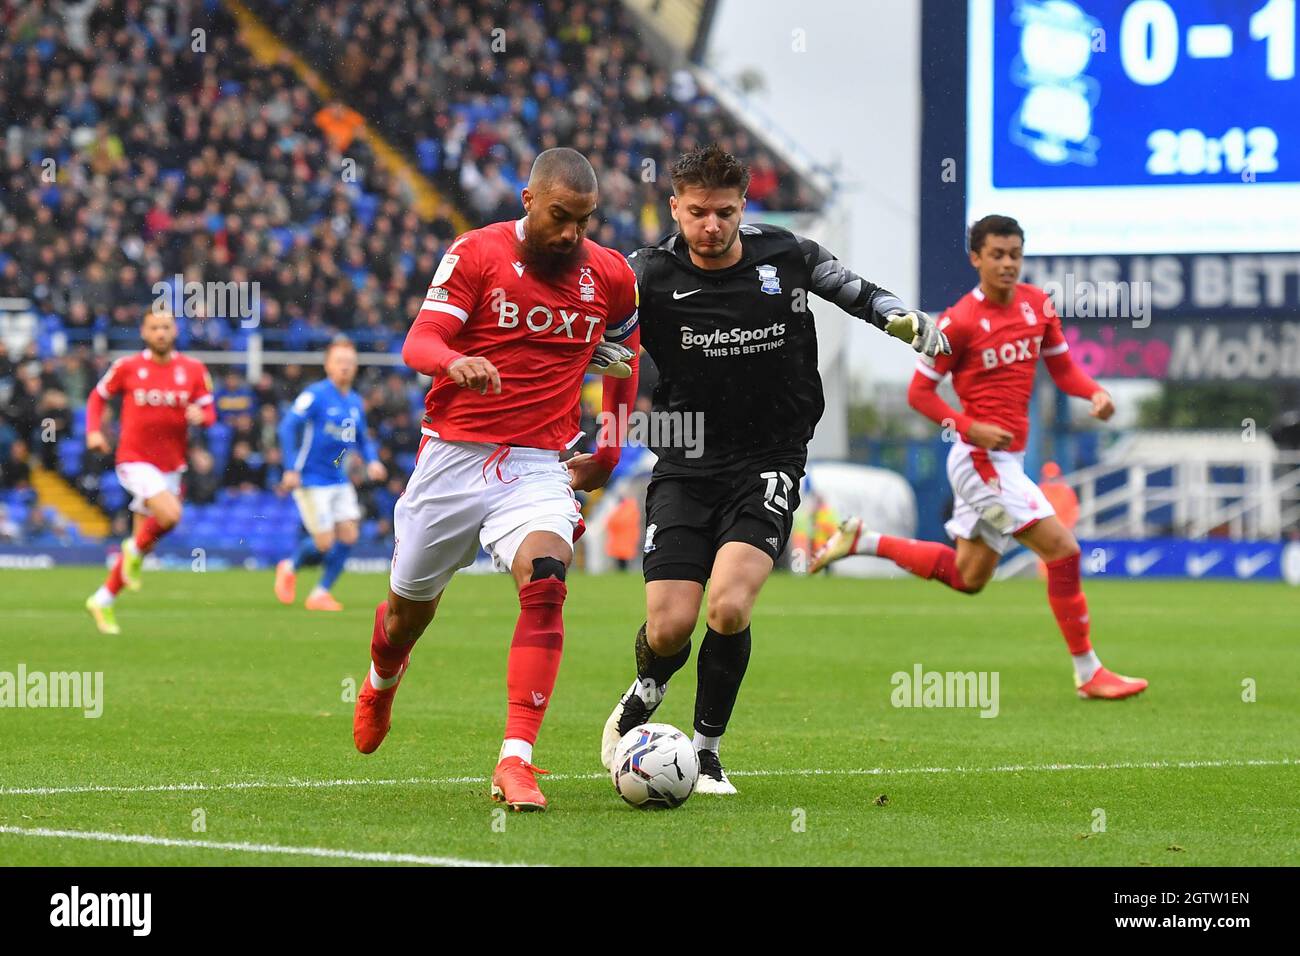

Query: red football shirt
[89,351,215,471]
[415,218,639,449]
[915,283,1068,452]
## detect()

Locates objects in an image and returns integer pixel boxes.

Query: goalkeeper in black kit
[596,144,950,792]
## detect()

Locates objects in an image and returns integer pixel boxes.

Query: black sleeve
[796,235,906,330]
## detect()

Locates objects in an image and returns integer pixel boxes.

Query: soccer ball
[610,722,698,808]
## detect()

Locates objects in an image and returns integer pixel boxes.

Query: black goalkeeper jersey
[629,223,904,473]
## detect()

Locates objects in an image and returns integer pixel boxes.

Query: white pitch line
[1,756,1293,798]
[0,826,524,867]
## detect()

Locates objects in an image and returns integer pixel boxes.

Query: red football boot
[353,664,406,754]
[491,756,550,811]
[1078,666,1148,700]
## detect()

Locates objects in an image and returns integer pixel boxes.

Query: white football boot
[808,517,865,574]
[601,678,666,771]
[694,748,737,795]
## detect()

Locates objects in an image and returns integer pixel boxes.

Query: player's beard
[516,233,588,281]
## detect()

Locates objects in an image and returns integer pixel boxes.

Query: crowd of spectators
[0,0,804,546]
[251,0,818,251]
[1,0,462,358]
[0,339,426,544]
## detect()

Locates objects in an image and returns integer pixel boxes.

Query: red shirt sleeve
[593,258,641,470]
[602,255,640,345]
[86,357,127,434]
[402,308,468,377]
[417,232,484,327]
[191,362,217,427]
[908,368,973,438]
[593,327,640,471]
[405,232,487,376]
[1040,307,1101,400]
[908,308,973,437]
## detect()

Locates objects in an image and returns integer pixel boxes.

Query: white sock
[631,677,665,706]
[368,662,401,691]
[310,585,329,598]
[1072,650,1102,684]
[500,738,533,764]
[855,530,882,556]
[693,733,721,754]
[92,586,114,607]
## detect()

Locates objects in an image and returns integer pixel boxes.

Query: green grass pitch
[1,568,1296,866]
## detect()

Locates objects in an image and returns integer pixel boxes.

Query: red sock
[504,578,566,746]
[877,536,969,592]
[105,553,126,596]
[369,601,414,680]
[134,516,168,554]
[1046,552,1092,654]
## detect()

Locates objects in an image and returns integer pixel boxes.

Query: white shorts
[943,442,1054,555]
[293,483,363,535]
[116,462,183,515]
[389,438,582,602]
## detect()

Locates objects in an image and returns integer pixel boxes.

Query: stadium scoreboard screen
[922,0,1300,380]
[968,0,1300,255]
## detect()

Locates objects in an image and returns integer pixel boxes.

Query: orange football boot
[1078,667,1148,700]
[491,756,550,811]
[305,589,343,611]
[274,559,296,605]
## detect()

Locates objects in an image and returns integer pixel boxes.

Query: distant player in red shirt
[352,148,640,810]
[811,215,1146,700]
[84,309,217,634]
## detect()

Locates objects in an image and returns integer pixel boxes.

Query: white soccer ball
[610,722,698,809]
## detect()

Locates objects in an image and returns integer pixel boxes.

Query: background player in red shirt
[83,309,217,634]
[812,215,1147,700]
[351,148,640,810]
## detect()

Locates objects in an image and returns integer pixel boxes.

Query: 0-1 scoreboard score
[966,0,1300,255]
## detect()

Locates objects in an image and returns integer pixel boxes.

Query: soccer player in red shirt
[811,215,1147,700]
[84,309,217,634]
[352,148,640,810]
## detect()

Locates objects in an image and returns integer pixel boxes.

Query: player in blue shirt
[274,337,386,610]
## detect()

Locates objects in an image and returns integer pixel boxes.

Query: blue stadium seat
[416,138,440,174]
[59,440,83,476]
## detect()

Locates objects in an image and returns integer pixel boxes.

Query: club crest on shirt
[756,263,781,295]
[174,367,186,386]
[579,266,596,303]
[1020,301,1037,325]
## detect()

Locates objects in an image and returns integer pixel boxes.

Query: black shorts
[641,459,804,584]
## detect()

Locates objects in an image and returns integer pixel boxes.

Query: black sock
[634,622,691,686]
[694,625,752,738]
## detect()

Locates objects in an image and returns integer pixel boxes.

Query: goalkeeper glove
[885,309,951,357]
[586,341,635,378]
